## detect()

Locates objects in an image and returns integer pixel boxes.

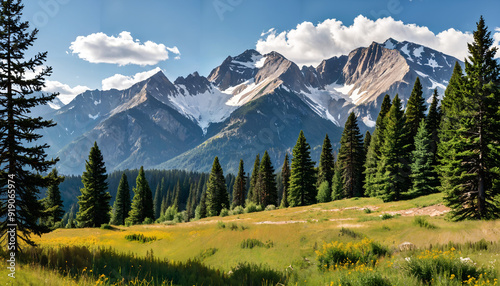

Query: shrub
[230,205,244,215]
[316,238,389,271]
[240,239,274,249]
[228,223,239,231]
[142,217,154,225]
[173,212,185,223]
[413,216,437,229]
[364,208,372,214]
[125,233,157,243]
[220,208,229,217]
[244,202,260,213]
[196,248,218,260]
[217,221,226,229]
[402,248,496,284]
[339,227,362,239]
[100,224,114,230]
[264,205,276,211]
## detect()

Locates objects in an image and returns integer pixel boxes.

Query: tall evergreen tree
[440,17,500,220]
[440,62,465,142]
[172,180,181,210]
[110,173,131,225]
[364,94,392,196]
[76,142,112,227]
[153,182,162,219]
[363,131,371,155]
[40,168,65,228]
[197,189,207,219]
[0,0,60,247]
[231,159,246,208]
[337,112,365,198]
[317,134,335,188]
[126,166,154,225]
[256,151,277,207]
[377,95,411,202]
[426,89,442,187]
[206,157,229,216]
[331,160,343,200]
[160,196,168,217]
[279,154,291,208]
[288,131,316,206]
[408,120,438,198]
[247,155,260,204]
[186,184,197,220]
[405,77,427,148]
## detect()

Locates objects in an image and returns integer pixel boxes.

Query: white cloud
[256,15,481,68]
[494,28,500,50]
[102,67,162,91]
[44,81,90,104]
[69,31,177,66]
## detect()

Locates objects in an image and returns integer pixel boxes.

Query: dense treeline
[41,16,500,227]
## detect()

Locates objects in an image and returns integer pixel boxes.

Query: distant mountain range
[37,38,463,175]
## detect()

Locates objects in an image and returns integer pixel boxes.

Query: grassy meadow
[1,193,499,285]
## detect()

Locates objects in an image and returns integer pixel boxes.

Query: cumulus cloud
[256,15,484,68]
[70,31,179,66]
[102,67,162,91]
[44,81,90,104]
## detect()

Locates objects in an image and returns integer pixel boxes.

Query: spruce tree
[76,142,112,227]
[317,134,335,188]
[153,182,162,219]
[197,189,207,219]
[288,130,316,206]
[425,89,442,186]
[247,155,260,204]
[440,16,500,220]
[172,180,180,210]
[0,0,60,247]
[363,131,371,155]
[160,196,168,217]
[256,151,277,207]
[231,159,246,208]
[279,154,291,208]
[337,112,365,198]
[364,94,392,196]
[405,77,427,149]
[206,157,229,216]
[408,120,438,198]
[126,166,154,225]
[377,95,411,202]
[40,168,65,228]
[331,160,343,200]
[110,173,131,225]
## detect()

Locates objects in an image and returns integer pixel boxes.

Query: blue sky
[20,0,500,103]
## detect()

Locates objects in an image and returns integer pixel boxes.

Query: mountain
[42,38,463,175]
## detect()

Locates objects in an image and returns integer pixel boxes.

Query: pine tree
[440,16,500,220]
[197,189,207,219]
[317,134,335,188]
[172,180,180,210]
[153,182,161,219]
[231,159,246,208]
[160,196,168,217]
[337,112,365,198]
[110,173,131,225]
[408,120,438,198]
[206,157,229,216]
[364,94,392,196]
[126,166,154,225]
[247,155,260,204]
[0,0,60,247]
[186,184,197,221]
[405,77,427,149]
[363,131,371,155]
[279,154,291,208]
[40,168,65,228]
[331,161,343,200]
[377,95,411,202]
[76,142,112,227]
[256,151,277,207]
[425,89,442,188]
[288,130,316,206]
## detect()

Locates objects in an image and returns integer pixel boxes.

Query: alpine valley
[38,38,463,175]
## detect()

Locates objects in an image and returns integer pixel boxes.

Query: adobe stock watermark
[32,0,72,28]
[6,173,17,280]
[370,0,403,19]
[213,0,244,21]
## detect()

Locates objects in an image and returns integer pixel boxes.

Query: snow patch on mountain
[231,54,264,69]
[415,70,429,78]
[425,58,443,70]
[169,85,237,134]
[88,113,99,120]
[362,114,376,128]
[413,46,424,58]
[94,99,101,105]
[384,39,396,49]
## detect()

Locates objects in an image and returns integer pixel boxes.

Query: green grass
[9,193,500,285]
